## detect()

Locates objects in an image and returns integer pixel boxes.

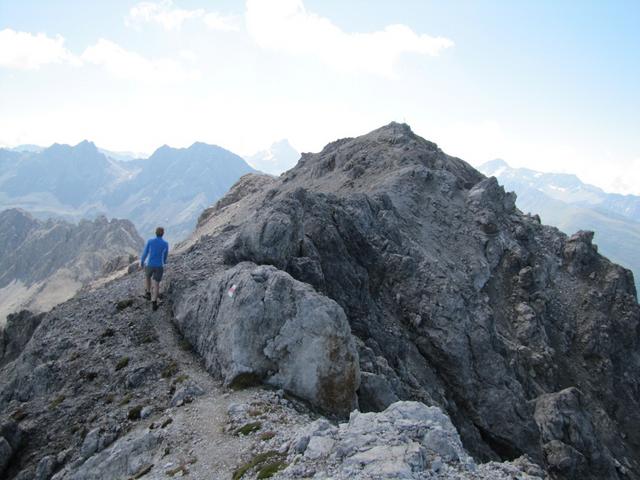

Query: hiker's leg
[152,279,160,302]
[144,275,151,294]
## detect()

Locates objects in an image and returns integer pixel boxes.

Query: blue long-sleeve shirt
[140,236,169,267]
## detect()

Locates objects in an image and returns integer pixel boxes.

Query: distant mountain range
[0,140,255,241]
[480,159,640,287]
[245,139,300,175]
[0,209,143,324]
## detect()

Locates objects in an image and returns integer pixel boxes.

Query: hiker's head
[155,227,165,237]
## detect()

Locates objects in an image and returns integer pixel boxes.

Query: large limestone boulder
[173,262,360,416]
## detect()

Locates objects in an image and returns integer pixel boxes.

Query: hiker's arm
[140,241,149,267]
[163,244,169,265]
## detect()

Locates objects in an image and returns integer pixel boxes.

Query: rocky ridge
[0,141,256,242]
[0,209,143,324]
[0,123,638,479]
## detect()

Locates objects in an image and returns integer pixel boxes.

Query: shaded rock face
[188,122,640,479]
[172,262,360,415]
[0,310,44,368]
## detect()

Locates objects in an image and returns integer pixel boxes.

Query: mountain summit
[245,139,300,175]
[1,123,639,480]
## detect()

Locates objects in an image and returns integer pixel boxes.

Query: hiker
[140,226,169,311]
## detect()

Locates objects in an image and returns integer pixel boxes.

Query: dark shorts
[145,266,164,282]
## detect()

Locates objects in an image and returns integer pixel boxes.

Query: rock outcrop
[0,123,638,480]
[284,401,545,479]
[184,122,640,479]
[173,263,359,415]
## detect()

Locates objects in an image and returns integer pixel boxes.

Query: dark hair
[155,227,165,237]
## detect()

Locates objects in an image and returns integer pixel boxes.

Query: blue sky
[1,0,638,193]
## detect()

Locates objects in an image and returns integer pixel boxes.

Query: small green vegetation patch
[116,299,135,311]
[228,371,261,390]
[259,431,276,441]
[232,451,285,480]
[258,460,287,479]
[128,405,142,420]
[101,327,115,338]
[172,374,188,385]
[49,394,66,409]
[10,408,27,421]
[178,338,192,351]
[115,356,130,371]
[235,421,262,436]
[161,359,178,378]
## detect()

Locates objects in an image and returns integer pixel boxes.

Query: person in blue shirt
[140,226,169,311]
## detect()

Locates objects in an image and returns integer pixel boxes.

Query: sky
[0,0,639,194]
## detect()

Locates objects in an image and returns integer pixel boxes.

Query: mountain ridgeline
[0,209,143,324]
[0,124,639,480]
[0,140,256,241]
[480,159,640,289]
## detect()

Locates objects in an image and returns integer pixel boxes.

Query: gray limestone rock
[170,382,205,407]
[57,429,162,480]
[0,436,13,476]
[173,263,360,416]
[34,455,56,480]
[281,401,544,480]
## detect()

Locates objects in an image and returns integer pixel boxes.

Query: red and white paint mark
[228,284,237,298]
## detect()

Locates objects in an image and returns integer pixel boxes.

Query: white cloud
[126,0,204,31]
[82,39,199,83]
[0,28,197,83]
[0,29,80,70]
[245,0,453,76]
[179,49,198,63]
[203,12,241,32]
[126,1,240,32]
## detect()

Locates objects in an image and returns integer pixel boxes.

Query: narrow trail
[129,292,259,479]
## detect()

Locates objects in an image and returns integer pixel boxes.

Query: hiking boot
[152,301,158,311]
[143,291,151,300]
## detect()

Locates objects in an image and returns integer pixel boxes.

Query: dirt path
[135,298,259,479]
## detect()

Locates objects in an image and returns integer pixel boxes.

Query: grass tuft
[257,460,287,479]
[49,394,65,409]
[259,431,276,441]
[232,451,282,480]
[161,360,178,378]
[235,421,262,436]
[128,405,142,420]
[115,356,130,371]
[116,299,135,311]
